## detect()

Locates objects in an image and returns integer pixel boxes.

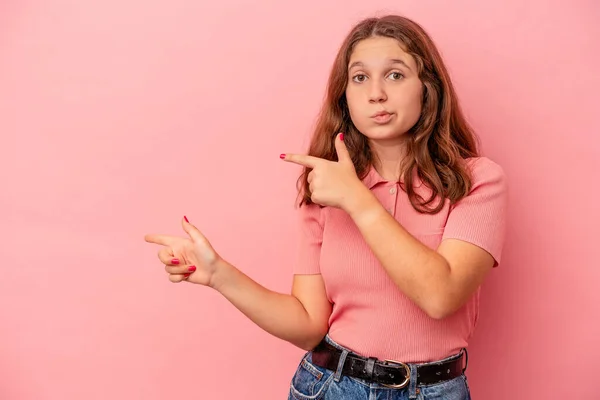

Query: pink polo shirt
[294,157,508,363]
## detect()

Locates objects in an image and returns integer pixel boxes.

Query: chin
[358,124,409,142]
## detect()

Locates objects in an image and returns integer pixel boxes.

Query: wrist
[343,184,381,221]
[208,257,231,292]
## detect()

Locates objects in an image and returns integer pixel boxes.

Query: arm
[344,161,507,320]
[145,214,332,351]
[281,137,507,320]
[210,260,332,351]
[344,198,491,319]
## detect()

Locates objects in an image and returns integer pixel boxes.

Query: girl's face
[345,36,423,143]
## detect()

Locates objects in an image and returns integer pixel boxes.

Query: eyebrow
[348,59,411,71]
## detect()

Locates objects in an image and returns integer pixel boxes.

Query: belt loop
[408,364,418,399]
[334,349,349,382]
[462,347,469,373]
[365,357,377,380]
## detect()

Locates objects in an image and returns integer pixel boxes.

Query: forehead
[349,36,415,69]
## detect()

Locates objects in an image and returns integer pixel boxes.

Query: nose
[368,80,387,103]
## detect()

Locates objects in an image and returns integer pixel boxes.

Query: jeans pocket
[289,352,334,400]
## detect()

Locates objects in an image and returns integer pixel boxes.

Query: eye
[389,72,404,80]
[352,74,367,83]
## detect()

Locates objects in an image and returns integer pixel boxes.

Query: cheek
[394,85,423,119]
[405,95,422,119]
[345,91,364,122]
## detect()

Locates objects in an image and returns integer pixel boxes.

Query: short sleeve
[293,203,324,274]
[442,157,508,267]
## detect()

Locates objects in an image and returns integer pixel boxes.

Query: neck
[369,137,409,181]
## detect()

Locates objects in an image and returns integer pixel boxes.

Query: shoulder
[464,156,508,191]
[443,157,509,266]
[448,156,508,210]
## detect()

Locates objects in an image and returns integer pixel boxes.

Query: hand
[282,133,366,211]
[144,216,221,287]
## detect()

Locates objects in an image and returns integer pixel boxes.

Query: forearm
[209,259,326,350]
[345,190,453,318]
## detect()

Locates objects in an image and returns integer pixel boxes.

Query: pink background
[1,1,599,399]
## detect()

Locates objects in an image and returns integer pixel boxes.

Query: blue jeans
[288,335,471,400]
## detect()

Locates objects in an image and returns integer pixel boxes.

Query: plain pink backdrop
[1,1,599,399]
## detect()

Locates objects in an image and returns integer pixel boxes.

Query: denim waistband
[321,334,467,399]
[322,333,466,367]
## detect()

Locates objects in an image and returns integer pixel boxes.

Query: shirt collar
[361,165,423,189]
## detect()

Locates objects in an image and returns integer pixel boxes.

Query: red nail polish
[184,216,189,223]
[172,258,180,265]
[188,266,196,272]
[280,154,286,159]
[340,133,344,141]
[183,273,191,279]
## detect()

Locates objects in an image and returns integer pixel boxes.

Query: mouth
[371,110,391,117]
[371,111,394,124]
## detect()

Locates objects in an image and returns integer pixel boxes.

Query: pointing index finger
[144,234,178,246]
[281,153,322,168]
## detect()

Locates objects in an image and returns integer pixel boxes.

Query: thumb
[334,133,352,165]
[181,216,205,242]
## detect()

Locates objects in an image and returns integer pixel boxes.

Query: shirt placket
[385,184,399,216]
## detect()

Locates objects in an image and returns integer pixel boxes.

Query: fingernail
[184,216,189,223]
[171,258,180,265]
[183,273,191,279]
[340,133,344,141]
[188,266,196,272]
[280,154,286,159]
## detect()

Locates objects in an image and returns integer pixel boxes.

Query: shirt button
[389,187,397,195]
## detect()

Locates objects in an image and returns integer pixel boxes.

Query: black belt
[311,340,466,388]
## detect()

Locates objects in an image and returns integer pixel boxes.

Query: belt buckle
[381,359,410,389]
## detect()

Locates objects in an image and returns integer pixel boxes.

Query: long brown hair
[297,15,479,214]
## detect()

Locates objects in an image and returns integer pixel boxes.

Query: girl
[145,14,507,400]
